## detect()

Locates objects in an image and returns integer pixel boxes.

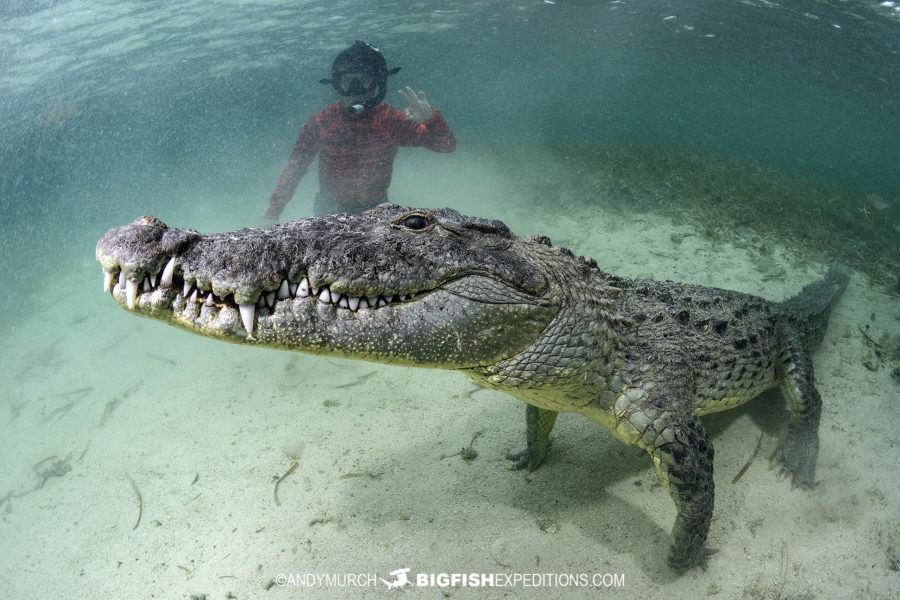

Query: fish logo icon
[380,567,412,589]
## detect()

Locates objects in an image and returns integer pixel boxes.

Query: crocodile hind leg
[613,392,716,571]
[506,404,558,471]
[614,390,715,572]
[647,406,716,572]
[770,329,821,488]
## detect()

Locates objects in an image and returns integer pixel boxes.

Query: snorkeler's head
[320,41,401,114]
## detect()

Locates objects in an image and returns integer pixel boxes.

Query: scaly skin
[95,204,847,571]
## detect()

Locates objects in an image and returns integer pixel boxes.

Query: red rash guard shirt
[266,102,456,219]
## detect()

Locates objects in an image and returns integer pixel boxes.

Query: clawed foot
[769,424,819,489]
[505,446,547,472]
[667,545,717,573]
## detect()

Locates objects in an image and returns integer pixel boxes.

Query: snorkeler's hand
[399,86,433,124]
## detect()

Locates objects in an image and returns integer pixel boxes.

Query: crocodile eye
[402,214,429,230]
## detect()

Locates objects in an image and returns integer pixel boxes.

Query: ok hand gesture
[399,86,433,124]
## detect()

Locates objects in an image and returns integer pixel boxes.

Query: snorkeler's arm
[265,115,321,221]
[399,86,432,124]
[392,91,456,152]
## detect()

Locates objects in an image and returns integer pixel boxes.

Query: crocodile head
[95,204,562,369]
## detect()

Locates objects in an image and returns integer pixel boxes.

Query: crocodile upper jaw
[96,206,559,368]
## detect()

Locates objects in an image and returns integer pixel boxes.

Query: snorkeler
[263,41,456,222]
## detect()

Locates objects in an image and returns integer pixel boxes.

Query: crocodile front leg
[507,404,558,471]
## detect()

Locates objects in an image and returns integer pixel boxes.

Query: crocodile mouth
[100,255,427,336]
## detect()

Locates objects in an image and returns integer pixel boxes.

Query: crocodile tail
[777,266,849,351]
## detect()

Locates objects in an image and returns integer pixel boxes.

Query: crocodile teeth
[160,257,176,286]
[238,303,255,334]
[126,279,137,309]
[101,261,418,319]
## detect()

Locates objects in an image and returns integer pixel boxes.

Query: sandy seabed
[2,145,898,599]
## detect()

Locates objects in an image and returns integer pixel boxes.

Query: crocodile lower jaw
[101,262,424,336]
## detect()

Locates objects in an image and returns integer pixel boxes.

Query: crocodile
[95,203,847,571]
